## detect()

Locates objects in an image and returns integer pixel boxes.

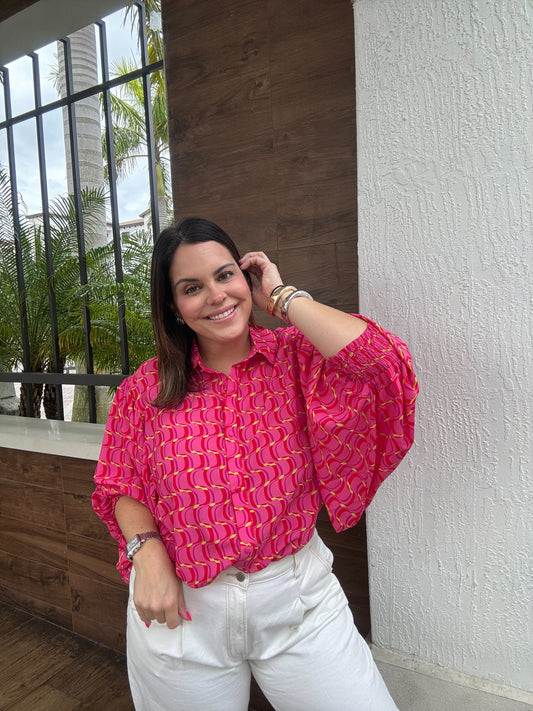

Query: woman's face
[169,240,253,357]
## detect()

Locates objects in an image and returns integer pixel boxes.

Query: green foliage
[66,230,155,374]
[0,167,156,415]
[0,168,106,373]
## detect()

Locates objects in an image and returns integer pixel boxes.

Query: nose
[206,282,226,304]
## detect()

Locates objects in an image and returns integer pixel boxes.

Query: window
[0,1,166,422]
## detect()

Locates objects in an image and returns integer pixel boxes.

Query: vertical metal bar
[61,37,96,423]
[2,66,34,415]
[136,1,160,242]
[31,52,64,420]
[97,20,130,375]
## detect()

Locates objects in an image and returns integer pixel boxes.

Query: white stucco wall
[354,0,532,692]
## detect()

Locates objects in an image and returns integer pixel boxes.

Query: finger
[239,252,268,268]
[135,606,152,627]
[177,585,192,623]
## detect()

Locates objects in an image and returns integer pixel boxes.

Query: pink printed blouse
[92,316,418,588]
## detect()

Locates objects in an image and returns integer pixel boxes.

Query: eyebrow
[174,262,235,288]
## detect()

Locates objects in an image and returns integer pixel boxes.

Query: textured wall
[354,0,532,691]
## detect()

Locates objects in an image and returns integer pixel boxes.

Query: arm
[240,251,367,357]
[115,496,189,628]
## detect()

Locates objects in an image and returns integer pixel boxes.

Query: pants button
[236,572,246,582]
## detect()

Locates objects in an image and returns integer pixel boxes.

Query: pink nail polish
[145,622,151,628]
[185,611,192,621]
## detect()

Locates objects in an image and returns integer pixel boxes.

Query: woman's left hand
[240,251,283,311]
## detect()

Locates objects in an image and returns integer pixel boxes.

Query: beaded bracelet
[280,289,314,324]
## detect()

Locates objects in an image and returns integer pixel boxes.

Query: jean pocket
[308,533,334,572]
[127,569,184,663]
[295,534,335,612]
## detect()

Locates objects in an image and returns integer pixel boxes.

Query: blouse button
[236,572,246,582]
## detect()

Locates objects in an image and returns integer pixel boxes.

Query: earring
[175,314,185,326]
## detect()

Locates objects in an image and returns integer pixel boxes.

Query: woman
[93,216,418,711]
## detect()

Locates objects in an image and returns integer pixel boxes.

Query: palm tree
[104,0,171,230]
[63,229,156,377]
[0,167,107,417]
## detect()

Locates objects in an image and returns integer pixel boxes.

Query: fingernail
[145,622,151,628]
[185,611,192,621]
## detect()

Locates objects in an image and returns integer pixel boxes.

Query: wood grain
[0,602,133,711]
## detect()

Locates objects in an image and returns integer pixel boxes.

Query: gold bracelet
[268,286,296,317]
[266,285,286,316]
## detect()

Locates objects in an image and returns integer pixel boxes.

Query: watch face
[126,534,141,560]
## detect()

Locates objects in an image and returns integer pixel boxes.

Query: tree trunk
[18,383,42,418]
[58,25,111,422]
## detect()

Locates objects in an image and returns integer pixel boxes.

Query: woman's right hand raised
[131,538,190,629]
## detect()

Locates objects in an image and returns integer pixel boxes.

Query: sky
[0,6,156,223]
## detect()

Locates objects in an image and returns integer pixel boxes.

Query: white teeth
[209,306,235,320]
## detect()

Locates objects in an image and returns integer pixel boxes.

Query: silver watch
[126,531,161,561]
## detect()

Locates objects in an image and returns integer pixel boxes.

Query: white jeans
[127,532,398,711]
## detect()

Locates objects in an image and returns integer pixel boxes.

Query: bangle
[268,285,296,317]
[266,284,286,315]
[269,284,285,298]
[280,289,314,324]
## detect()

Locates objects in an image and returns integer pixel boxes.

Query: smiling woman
[169,241,253,371]
[92,216,418,711]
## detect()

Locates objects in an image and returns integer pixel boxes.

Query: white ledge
[0,414,104,461]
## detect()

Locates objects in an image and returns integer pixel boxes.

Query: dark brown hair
[150,217,254,409]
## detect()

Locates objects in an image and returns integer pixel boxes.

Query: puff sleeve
[92,373,155,579]
[299,316,418,532]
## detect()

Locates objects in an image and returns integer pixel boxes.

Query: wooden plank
[0,516,68,570]
[61,456,97,496]
[73,614,127,655]
[0,625,77,709]
[70,573,128,651]
[64,490,111,540]
[47,643,132,707]
[276,177,358,252]
[0,584,72,629]
[161,0,256,40]
[0,448,62,489]
[0,551,71,609]
[8,685,79,711]
[0,601,133,710]
[67,532,124,586]
[0,479,65,529]
[268,0,354,80]
[172,132,275,204]
[279,241,357,307]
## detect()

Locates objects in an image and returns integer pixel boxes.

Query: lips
[207,305,236,321]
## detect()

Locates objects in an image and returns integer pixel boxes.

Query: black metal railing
[0,2,161,422]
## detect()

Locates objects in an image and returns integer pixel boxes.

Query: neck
[198,331,252,375]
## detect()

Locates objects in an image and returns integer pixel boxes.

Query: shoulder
[115,357,160,409]
[249,323,318,373]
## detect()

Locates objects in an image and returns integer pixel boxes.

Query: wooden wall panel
[0,447,127,653]
[163,0,358,313]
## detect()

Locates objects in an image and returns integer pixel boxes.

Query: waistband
[217,531,322,586]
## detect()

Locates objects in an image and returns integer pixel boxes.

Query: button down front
[93,318,418,589]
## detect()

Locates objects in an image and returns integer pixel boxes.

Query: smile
[207,306,236,321]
